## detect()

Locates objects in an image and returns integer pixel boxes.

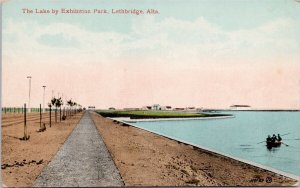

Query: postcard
[1,0,300,187]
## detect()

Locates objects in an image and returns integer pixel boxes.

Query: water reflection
[266,145,281,151]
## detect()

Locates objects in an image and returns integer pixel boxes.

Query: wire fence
[1,107,66,113]
[2,104,83,140]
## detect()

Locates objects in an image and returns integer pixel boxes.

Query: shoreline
[92,112,298,186]
[203,110,300,112]
[112,118,299,181]
[96,110,231,119]
[110,115,235,123]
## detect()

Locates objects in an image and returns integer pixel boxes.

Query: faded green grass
[96,110,216,119]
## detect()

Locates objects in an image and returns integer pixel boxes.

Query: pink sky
[2,11,300,109]
[2,57,300,109]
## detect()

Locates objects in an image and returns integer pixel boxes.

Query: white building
[152,104,161,110]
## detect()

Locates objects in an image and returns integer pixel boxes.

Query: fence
[1,107,64,113]
[2,105,83,141]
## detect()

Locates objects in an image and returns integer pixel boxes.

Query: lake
[130,111,300,176]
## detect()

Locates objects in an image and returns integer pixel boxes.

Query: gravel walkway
[33,112,124,187]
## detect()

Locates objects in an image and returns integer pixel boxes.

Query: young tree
[48,102,52,127]
[67,99,73,116]
[50,97,58,123]
[73,102,77,113]
[55,97,63,122]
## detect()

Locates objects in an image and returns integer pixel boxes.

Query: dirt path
[33,112,124,187]
[91,112,298,186]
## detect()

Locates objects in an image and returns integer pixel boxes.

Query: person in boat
[277,134,282,141]
[271,134,277,143]
[266,135,272,142]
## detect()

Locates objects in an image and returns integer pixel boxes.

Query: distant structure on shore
[141,104,172,111]
[118,104,204,112]
[230,105,251,110]
[140,104,200,112]
[88,106,96,110]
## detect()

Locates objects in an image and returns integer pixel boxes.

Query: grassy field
[96,110,228,119]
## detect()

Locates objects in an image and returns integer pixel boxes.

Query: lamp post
[42,86,46,112]
[27,76,32,113]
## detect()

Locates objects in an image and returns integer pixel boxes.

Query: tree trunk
[55,109,57,123]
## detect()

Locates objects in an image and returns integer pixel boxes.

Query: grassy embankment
[96,110,230,119]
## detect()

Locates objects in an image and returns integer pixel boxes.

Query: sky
[2,0,300,109]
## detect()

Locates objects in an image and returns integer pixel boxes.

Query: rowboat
[266,141,282,148]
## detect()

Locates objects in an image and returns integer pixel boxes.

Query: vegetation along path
[33,111,124,187]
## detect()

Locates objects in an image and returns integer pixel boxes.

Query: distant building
[143,104,172,111]
[230,105,251,110]
[142,106,152,110]
[196,107,203,112]
[186,107,195,110]
[152,104,161,110]
[174,108,185,111]
[88,106,95,110]
[108,107,116,110]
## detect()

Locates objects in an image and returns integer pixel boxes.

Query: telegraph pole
[42,86,46,112]
[27,76,32,113]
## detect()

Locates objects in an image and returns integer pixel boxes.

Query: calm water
[131,111,300,176]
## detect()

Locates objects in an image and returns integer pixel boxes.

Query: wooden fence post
[49,106,52,127]
[55,108,57,123]
[40,104,42,129]
[24,103,27,140]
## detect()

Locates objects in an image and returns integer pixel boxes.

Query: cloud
[227,18,300,56]
[2,16,300,108]
[3,16,300,66]
[37,33,80,48]
[125,17,300,61]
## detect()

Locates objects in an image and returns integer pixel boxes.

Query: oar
[257,133,291,144]
[283,138,300,141]
[281,133,291,137]
[281,142,289,147]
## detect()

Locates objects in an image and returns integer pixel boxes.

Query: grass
[96,110,229,119]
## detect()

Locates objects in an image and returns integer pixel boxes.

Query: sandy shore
[91,112,298,186]
[1,112,83,187]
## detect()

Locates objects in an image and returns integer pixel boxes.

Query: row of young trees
[47,97,82,122]
[47,97,81,111]
[20,97,83,141]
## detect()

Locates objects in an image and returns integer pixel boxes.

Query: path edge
[90,111,125,186]
[31,112,84,187]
